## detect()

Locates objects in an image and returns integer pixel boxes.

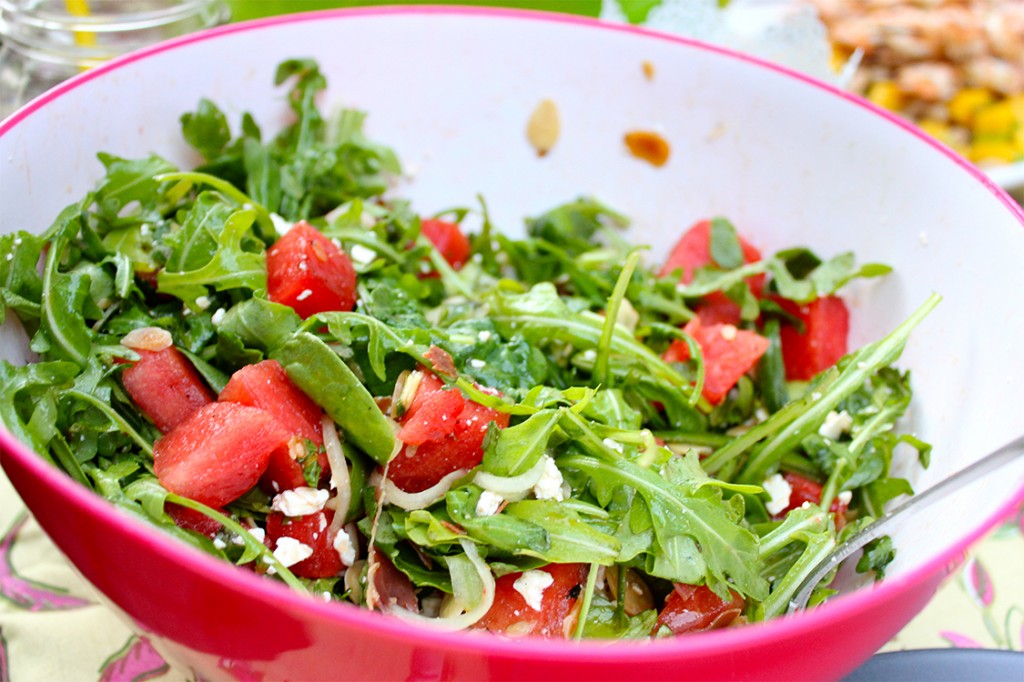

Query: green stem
[574,561,601,640]
[594,251,640,388]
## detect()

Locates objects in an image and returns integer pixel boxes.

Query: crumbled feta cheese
[818,410,854,441]
[295,289,313,302]
[271,487,330,517]
[477,330,493,342]
[837,490,853,506]
[273,537,314,567]
[469,359,487,369]
[532,455,565,501]
[195,295,211,310]
[248,527,266,544]
[578,349,597,363]
[349,244,377,265]
[211,308,226,326]
[475,490,504,516]
[762,473,793,516]
[270,212,292,235]
[333,529,356,566]
[139,224,150,236]
[213,537,227,550]
[298,260,308,271]
[13,237,22,245]
[720,324,738,341]
[602,438,624,454]
[4,253,12,262]
[513,570,554,611]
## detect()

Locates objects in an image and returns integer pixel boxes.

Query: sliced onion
[322,416,351,537]
[473,455,547,496]
[344,559,366,605]
[385,539,495,631]
[381,469,467,511]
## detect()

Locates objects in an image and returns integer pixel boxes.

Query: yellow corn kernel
[972,101,1017,138]
[948,88,993,126]
[969,138,1019,164]
[918,119,952,143]
[1009,95,1024,123]
[866,81,903,112]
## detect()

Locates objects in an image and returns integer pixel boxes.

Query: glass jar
[0,0,230,119]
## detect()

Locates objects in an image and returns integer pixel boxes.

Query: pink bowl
[2,7,1024,680]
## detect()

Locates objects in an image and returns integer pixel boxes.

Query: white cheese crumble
[513,570,554,611]
[532,455,565,501]
[837,490,853,507]
[271,487,330,517]
[475,490,504,517]
[273,537,314,567]
[248,527,266,544]
[469,359,487,369]
[195,295,211,310]
[762,473,793,516]
[349,244,377,265]
[477,330,493,342]
[295,289,313,302]
[270,212,293,235]
[818,410,854,441]
[210,308,226,326]
[720,324,738,341]
[333,529,356,566]
[213,537,227,550]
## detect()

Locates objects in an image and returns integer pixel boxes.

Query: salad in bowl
[0,58,938,640]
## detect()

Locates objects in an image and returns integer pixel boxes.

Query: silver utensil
[788,433,1024,613]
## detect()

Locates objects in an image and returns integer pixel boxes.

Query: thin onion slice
[472,455,547,496]
[322,416,351,537]
[385,539,495,631]
[381,469,468,511]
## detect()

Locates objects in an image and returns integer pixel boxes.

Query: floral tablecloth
[0,464,1021,681]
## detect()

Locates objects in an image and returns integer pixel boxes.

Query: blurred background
[229,0,1024,202]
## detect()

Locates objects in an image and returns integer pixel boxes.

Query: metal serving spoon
[788,432,1024,613]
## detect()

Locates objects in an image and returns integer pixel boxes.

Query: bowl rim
[1,2,1023,663]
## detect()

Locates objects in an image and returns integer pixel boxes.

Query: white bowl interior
[2,8,1023,592]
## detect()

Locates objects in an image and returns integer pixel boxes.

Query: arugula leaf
[157,205,267,308]
[482,409,560,477]
[181,98,232,163]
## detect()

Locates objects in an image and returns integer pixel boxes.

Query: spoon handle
[787,432,1024,613]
